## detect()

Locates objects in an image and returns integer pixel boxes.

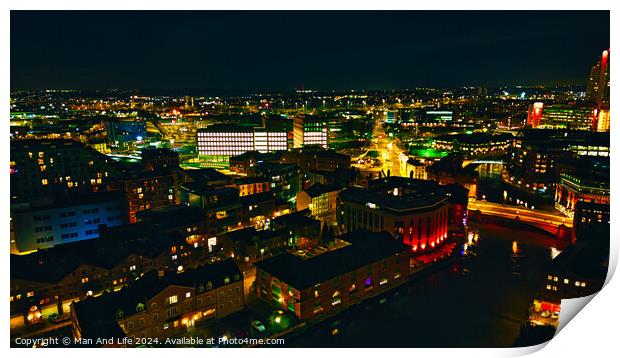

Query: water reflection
[512,241,519,255]
[550,247,562,260]
[288,223,558,348]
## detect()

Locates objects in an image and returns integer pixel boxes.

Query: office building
[539,104,597,130]
[293,116,328,149]
[253,129,289,152]
[196,125,254,157]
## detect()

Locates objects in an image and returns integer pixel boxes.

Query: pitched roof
[72,258,242,339]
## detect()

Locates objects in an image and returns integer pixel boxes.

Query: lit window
[167,295,178,304]
[186,292,191,298]
[564,279,569,284]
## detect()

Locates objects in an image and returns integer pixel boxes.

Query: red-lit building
[586,49,610,108]
[337,178,454,254]
[527,102,544,128]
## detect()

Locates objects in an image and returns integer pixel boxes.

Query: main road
[369,116,406,177]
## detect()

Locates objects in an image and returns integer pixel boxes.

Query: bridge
[107,153,142,161]
[470,159,504,165]
[468,200,572,240]
[462,158,504,168]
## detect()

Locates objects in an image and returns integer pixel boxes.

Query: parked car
[251,320,266,332]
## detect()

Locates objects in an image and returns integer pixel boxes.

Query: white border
[2,2,616,358]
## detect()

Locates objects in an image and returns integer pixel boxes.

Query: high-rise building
[585,49,610,108]
[293,116,328,148]
[527,102,544,127]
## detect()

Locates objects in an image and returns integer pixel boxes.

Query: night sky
[11,11,610,91]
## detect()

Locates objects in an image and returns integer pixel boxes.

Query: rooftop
[136,205,206,228]
[304,183,342,198]
[272,210,320,228]
[233,176,270,185]
[72,258,242,340]
[182,168,231,183]
[197,124,253,133]
[254,231,408,290]
[340,187,449,214]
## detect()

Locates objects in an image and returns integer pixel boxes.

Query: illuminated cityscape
[8,10,610,349]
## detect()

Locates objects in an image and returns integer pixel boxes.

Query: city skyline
[11,11,609,91]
